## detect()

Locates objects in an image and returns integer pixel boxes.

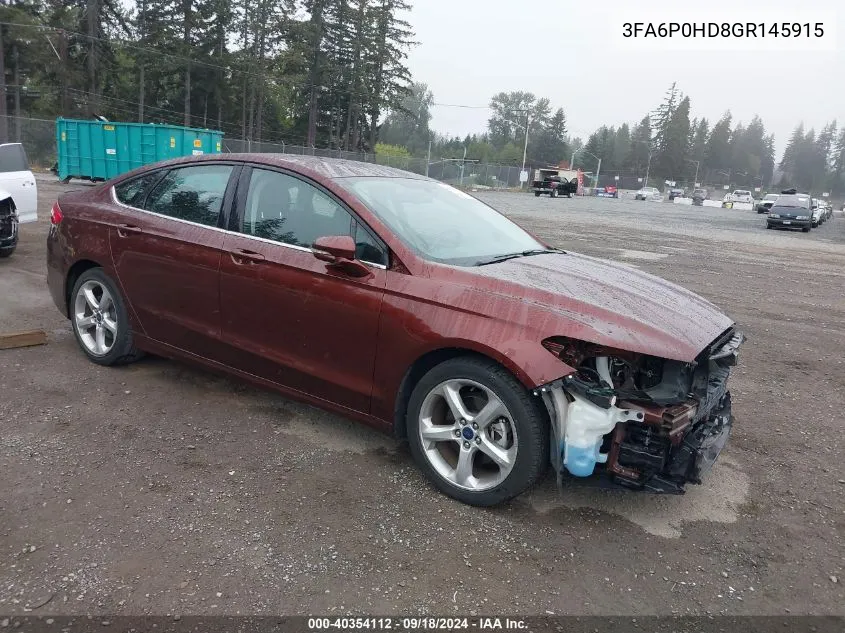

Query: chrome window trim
[110,185,388,270]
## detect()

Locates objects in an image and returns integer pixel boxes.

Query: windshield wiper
[476,248,564,266]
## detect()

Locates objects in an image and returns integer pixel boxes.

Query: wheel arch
[392,346,539,439]
[65,259,105,315]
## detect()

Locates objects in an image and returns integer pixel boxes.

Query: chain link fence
[0,116,57,169]
[2,115,552,191]
[223,138,526,188]
[1,115,528,189]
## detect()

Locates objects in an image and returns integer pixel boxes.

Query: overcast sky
[404,0,843,158]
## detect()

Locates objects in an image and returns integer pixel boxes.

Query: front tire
[406,357,549,506]
[802,227,811,233]
[0,245,15,258]
[550,189,558,198]
[70,268,143,366]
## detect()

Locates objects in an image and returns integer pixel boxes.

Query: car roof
[127,153,430,181]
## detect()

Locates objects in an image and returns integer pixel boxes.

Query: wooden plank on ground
[0,329,48,350]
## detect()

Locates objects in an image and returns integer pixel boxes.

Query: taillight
[50,202,63,225]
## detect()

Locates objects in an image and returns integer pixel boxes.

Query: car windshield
[764,194,778,201]
[771,195,810,209]
[734,190,750,196]
[337,177,546,267]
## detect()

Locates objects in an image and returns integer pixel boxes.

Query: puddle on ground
[528,455,750,538]
[618,249,669,261]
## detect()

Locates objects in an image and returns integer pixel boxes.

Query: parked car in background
[0,143,38,258]
[46,154,745,506]
[766,190,812,232]
[667,187,686,200]
[724,189,754,205]
[691,188,709,206]
[756,193,779,213]
[822,200,833,221]
[594,186,618,198]
[811,201,823,227]
[634,186,661,201]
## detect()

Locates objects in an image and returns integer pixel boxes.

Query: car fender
[370,288,576,424]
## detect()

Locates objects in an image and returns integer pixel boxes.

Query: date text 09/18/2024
[307,617,528,630]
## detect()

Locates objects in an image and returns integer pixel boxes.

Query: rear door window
[0,144,29,172]
[145,164,234,227]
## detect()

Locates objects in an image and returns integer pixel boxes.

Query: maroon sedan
[46,155,744,506]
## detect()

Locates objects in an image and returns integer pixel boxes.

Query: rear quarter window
[114,172,165,208]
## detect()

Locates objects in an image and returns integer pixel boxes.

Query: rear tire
[550,189,558,198]
[70,268,144,366]
[802,227,811,233]
[406,356,549,507]
[534,191,541,197]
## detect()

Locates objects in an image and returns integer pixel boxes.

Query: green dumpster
[56,118,224,182]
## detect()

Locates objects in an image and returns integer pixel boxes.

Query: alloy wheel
[73,279,118,356]
[417,379,518,491]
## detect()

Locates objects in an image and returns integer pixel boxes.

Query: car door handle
[116,223,143,237]
[229,248,265,265]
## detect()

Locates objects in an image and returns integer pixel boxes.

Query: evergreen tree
[654,95,690,180]
[704,112,733,177]
[625,115,652,176]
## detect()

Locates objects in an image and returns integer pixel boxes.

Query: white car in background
[724,189,754,204]
[634,186,662,201]
[0,143,38,258]
[811,199,824,227]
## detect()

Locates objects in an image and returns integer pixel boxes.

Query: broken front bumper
[0,203,18,251]
[538,331,742,494]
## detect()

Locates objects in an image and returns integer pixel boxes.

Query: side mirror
[312,235,356,262]
[311,235,372,278]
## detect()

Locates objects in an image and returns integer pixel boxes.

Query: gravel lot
[1,177,843,617]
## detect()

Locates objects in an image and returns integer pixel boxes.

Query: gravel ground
[0,178,843,617]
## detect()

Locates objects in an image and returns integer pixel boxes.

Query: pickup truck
[532,168,578,198]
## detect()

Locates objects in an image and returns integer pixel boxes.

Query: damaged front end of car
[535,328,745,494]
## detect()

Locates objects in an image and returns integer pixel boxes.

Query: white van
[0,143,38,258]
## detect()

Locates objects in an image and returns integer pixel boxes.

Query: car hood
[470,252,734,362]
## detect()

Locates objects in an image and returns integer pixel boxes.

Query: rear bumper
[46,227,69,317]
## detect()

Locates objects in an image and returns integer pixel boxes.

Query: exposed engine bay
[537,328,745,493]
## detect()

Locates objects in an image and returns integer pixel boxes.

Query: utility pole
[520,110,530,188]
[13,45,20,142]
[594,158,602,190]
[425,138,431,177]
[138,0,146,122]
[459,145,467,186]
[644,148,652,188]
[59,30,69,115]
[0,23,7,144]
[684,158,700,191]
